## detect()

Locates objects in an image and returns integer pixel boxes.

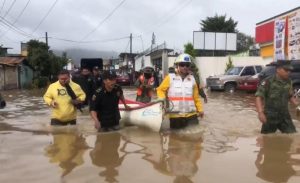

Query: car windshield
[225,67,243,75]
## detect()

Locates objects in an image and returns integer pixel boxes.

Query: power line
[0,15,32,38]
[11,0,31,24]
[49,35,129,44]
[0,0,31,38]
[124,39,130,53]
[156,0,192,28]
[142,0,193,36]
[31,0,58,34]
[2,0,16,18]
[0,0,6,15]
[81,0,127,41]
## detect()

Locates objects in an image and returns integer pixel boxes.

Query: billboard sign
[193,31,237,51]
[274,17,286,61]
[288,10,300,60]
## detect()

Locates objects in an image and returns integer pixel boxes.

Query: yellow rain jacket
[44,81,86,122]
[156,74,203,118]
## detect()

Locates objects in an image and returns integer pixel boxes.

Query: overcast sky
[0,0,299,55]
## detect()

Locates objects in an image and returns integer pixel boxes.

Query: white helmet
[174,53,192,64]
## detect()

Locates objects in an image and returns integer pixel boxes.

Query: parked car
[258,60,300,91]
[237,74,259,92]
[116,73,130,85]
[206,65,263,92]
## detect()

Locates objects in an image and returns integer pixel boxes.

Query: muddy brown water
[0,89,300,183]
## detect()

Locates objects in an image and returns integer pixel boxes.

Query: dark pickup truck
[258,60,300,91]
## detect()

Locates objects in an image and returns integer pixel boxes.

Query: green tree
[199,14,254,55]
[184,42,196,58]
[200,14,238,32]
[184,42,201,85]
[225,57,234,72]
[49,51,68,80]
[27,40,68,81]
[27,40,51,77]
[237,32,254,53]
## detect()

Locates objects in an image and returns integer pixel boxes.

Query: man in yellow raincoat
[44,70,86,125]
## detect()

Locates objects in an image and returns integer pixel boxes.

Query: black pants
[51,119,76,126]
[169,115,199,129]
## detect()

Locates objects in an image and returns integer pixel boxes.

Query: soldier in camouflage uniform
[255,60,298,134]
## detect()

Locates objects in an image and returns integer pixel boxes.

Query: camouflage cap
[275,60,293,70]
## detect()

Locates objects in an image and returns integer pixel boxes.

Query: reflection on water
[160,133,202,183]
[120,128,203,183]
[255,135,300,182]
[1,89,300,182]
[90,133,125,183]
[45,132,89,177]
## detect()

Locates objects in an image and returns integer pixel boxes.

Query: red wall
[255,21,274,43]
[255,17,289,44]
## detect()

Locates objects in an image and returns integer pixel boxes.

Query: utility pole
[129,33,133,85]
[130,33,132,55]
[45,32,48,48]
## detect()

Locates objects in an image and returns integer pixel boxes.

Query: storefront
[256,6,300,61]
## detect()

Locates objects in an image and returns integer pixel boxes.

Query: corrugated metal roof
[0,57,26,66]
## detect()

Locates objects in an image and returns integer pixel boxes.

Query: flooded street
[1,89,300,183]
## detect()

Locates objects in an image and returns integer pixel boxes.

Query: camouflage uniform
[255,75,296,134]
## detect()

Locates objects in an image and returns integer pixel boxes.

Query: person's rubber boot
[0,100,6,109]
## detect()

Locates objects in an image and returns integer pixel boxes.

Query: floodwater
[1,89,300,183]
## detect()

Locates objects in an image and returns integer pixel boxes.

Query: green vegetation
[225,57,234,72]
[184,42,201,85]
[200,14,238,32]
[199,14,254,55]
[27,40,68,87]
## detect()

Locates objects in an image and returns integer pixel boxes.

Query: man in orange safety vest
[135,66,155,103]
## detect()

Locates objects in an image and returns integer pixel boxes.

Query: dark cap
[102,70,117,80]
[93,66,100,70]
[275,60,293,70]
[143,66,154,73]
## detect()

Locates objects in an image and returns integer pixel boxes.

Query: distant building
[0,56,34,90]
[118,52,138,71]
[256,6,300,61]
[64,59,75,71]
[21,42,28,57]
[135,42,173,77]
[0,46,12,56]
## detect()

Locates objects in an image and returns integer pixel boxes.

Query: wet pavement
[1,89,300,183]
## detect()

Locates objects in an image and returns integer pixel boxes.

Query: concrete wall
[2,66,18,89]
[167,56,270,86]
[20,64,33,89]
[195,56,270,85]
[138,55,270,86]
[135,56,152,71]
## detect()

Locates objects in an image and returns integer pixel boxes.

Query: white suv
[206,65,263,92]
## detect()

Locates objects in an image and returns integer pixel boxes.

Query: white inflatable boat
[119,100,164,132]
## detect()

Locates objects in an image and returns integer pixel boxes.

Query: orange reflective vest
[167,73,197,114]
[137,75,155,96]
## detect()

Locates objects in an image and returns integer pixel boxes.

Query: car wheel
[225,83,236,93]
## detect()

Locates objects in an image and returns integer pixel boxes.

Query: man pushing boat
[156,53,204,129]
[90,70,130,132]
